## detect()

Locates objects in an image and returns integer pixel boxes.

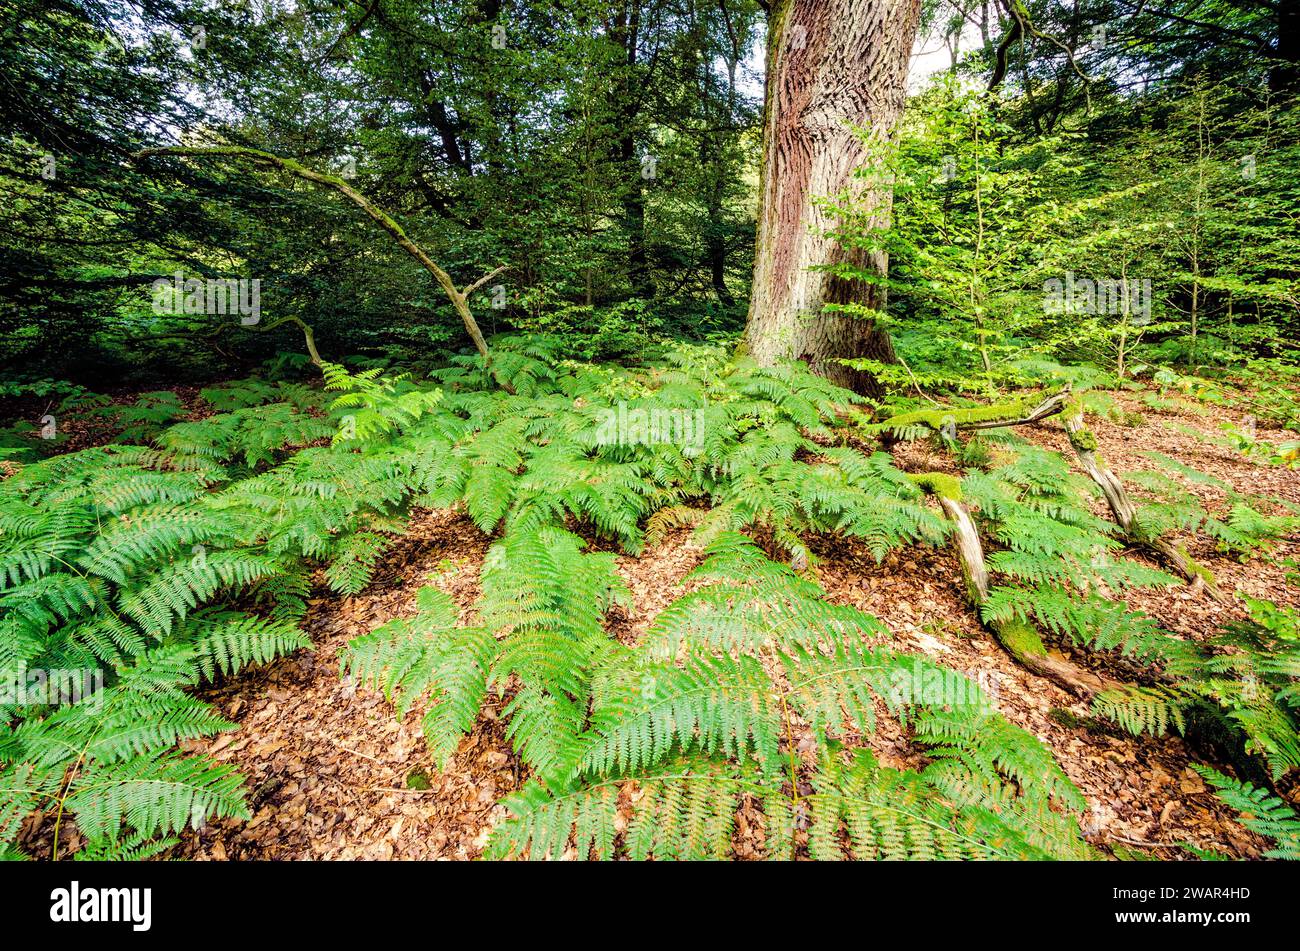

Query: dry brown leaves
[175,390,1297,861]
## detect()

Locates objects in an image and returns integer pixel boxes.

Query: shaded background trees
[1,0,1296,389]
[1,0,763,379]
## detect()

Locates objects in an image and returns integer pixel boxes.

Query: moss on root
[878,399,1035,433]
[1177,544,1218,584]
[995,618,1049,660]
[1068,427,1099,453]
[907,472,964,501]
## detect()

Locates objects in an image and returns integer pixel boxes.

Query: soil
[167,386,1298,861]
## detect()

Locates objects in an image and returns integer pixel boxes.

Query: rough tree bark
[744,0,922,394]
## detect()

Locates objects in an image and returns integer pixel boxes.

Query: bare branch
[132,146,507,383]
[462,265,511,298]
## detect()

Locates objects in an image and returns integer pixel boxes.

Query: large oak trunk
[744,0,921,393]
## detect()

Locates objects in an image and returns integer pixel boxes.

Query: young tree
[827,82,1110,394]
[743,0,923,393]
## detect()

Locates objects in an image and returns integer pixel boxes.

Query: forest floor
[168,387,1299,861]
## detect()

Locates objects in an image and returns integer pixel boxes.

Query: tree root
[925,488,1123,700]
[872,387,1072,441]
[1061,407,1228,603]
[877,386,1228,603]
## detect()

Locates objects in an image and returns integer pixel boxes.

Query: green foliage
[93,392,188,444]
[1128,453,1300,558]
[3,0,1299,871]
[961,441,1300,772]
[0,376,431,856]
[829,78,1138,392]
[356,530,1092,860]
[1164,599,1300,777]
[344,588,495,770]
[345,525,629,782]
[323,362,443,444]
[966,445,1180,592]
[1197,766,1300,859]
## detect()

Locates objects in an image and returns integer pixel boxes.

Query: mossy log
[881,386,1226,603]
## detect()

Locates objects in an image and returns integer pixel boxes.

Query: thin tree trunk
[612,2,655,299]
[1270,0,1299,95]
[744,0,920,394]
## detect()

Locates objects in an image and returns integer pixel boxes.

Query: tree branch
[132,145,509,384]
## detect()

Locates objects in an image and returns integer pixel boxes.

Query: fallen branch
[879,388,1226,601]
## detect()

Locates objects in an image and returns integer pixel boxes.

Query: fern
[354,525,1090,860]
[1091,685,1189,736]
[343,588,495,768]
[1197,767,1300,859]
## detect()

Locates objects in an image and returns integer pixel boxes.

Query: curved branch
[221,315,323,367]
[926,488,1121,699]
[989,0,1092,108]
[462,264,511,298]
[132,146,508,383]
[988,11,1023,90]
[1061,405,1227,602]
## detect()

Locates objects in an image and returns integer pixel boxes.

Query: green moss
[1177,544,1218,584]
[996,618,1048,660]
[405,770,432,790]
[880,399,1034,432]
[1068,427,1099,452]
[1048,707,1112,735]
[907,472,963,501]
[1047,707,1088,730]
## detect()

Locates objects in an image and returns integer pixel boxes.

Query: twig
[327,738,386,765]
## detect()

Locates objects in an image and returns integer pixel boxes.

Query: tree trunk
[611,1,655,299]
[744,0,921,394]
[1270,0,1299,96]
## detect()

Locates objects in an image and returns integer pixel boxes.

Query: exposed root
[930,490,1123,700]
[872,387,1072,441]
[1061,406,1229,603]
